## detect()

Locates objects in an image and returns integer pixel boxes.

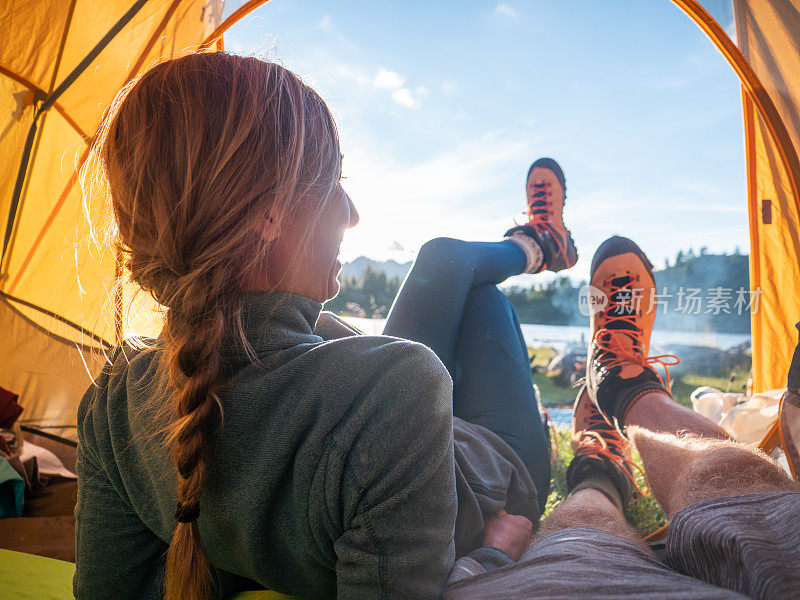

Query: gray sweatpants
[445,491,800,599]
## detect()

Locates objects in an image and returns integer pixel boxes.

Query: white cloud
[373,68,424,108]
[495,3,518,18]
[373,68,406,89]
[317,15,332,31]
[391,88,418,108]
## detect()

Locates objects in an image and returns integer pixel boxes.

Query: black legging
[384,237,551,509]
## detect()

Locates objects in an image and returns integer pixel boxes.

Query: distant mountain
[341,256,412,281]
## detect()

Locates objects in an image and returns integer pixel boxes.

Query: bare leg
[629,424,798,517]
[624,391,798,516]
[575,236,799,598]
[539,387,652,552]
[625,398,800,600]
[537,480,650,553]
[625,390,729,439]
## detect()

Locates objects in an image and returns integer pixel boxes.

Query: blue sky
[225,0,747,283]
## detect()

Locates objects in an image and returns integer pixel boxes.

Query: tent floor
[0,431,77,561]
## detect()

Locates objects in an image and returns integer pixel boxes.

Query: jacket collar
[222,292,323,368]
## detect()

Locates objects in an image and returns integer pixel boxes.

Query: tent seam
[0,292,112,350]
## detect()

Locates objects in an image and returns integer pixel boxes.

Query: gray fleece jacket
[74,292,538,599]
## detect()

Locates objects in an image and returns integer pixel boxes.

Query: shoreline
[339,316,751,351]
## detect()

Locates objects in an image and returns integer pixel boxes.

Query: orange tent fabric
[735,1,800,392]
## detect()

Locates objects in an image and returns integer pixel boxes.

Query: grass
[533,371,579,407]
[528,345,751,410]
[545,429,669,537]
[533,344,751,537]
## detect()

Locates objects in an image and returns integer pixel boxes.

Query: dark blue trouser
[384,237,551,510]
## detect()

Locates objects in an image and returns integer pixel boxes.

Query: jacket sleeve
[333,342,457,599]
[74,366,167,600]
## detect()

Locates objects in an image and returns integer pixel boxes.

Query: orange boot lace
[574,407,651,497]
[593,274,680,390]
[524,182,571,266]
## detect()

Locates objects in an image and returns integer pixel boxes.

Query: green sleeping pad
[0,549,296,600]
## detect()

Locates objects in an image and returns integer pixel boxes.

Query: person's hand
[481,509,534,561]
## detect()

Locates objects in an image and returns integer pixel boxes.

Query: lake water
[339,318,749,428]
[341,317,750,351]
[547,407,574,429]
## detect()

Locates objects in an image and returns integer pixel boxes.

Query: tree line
[325,251,751,333]
[324,266,402,318]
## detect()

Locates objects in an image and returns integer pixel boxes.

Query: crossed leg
[384,238,552,506]
[539,233,798,556]
[444,390,764,599]
[530,390,800,600]
[445,237,799,598]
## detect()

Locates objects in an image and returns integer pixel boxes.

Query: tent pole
[39,0,151,114]
[199,0,272,50]
[5,0,188,295]
[20,425,78,448]
[0,291,112,349]
[0,115,38,269]
[0,0,150,273]
[669,0,800,229]
[122,0,183,83]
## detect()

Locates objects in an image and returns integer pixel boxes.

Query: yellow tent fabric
[672,0,800,393]
[1,0,223,340]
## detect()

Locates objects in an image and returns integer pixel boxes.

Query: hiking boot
[585,236,678,432]
[504,157,577,273]
[566,387,643,505]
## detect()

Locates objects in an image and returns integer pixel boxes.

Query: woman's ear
[256,215,281,244]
